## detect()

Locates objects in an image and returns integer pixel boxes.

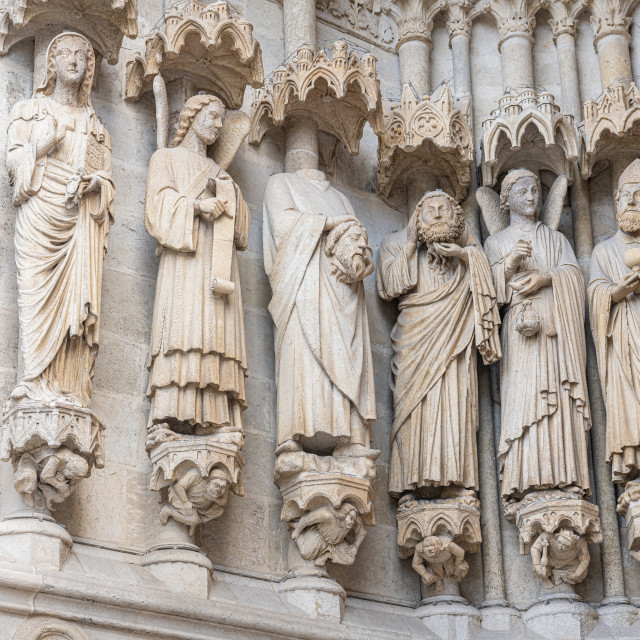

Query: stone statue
[290,503,367,567]
[530,528,590,589]
[6,32,114,408]
[377,190,501,499]
[263,169,376,457]
[481,170,591,503]
[159,467,230,535]
[589,159,640,484]
[412,534,469,592]
[144,94,249,443]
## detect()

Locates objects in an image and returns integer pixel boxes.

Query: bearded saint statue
[589,159,640,484]
[377,190,501,499]
[263,169,376,458]
[483,170,591,502]
[6,32,114,408]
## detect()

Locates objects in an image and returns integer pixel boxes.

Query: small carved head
[172,94,226,148]
[36,32,96,106]
[616,160,640,233]
[205,469,230,500]
[416,191,465,244]
[420,535,446,558]
[325,220,374,283]
[553,528,580,551]
[62,452,90,480]
[500,169,540,220]
[337,503,359,530]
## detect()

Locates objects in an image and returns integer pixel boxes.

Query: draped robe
[484,222,591,499]
[6,96,114,406]
[145,146,249,432]
[263,171,376,447]
[377,228,501,496]
[589,230,640,482]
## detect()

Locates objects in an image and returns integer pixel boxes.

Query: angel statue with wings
[479,170,591,504]
[144,93,250,446]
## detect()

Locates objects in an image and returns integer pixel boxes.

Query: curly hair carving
[171,94,226,147]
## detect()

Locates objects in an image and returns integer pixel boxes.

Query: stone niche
[125,0,264,109]
[377,83,473,202]
[0,0,137,63]
[249,40,384,155]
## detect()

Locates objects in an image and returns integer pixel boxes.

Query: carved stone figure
[377,190,501,499]
[159,467,231,535]
[290,503,367,567]
[6,32,114,408]
[530,528,590,589]
[263,169,376,457]
[144,94,249,444]
[2,32,112,508]
[481,170,592,503]
[589,159,640,484]
[412,534,469,593]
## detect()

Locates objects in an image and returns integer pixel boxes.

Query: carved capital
[589,0,633,46]
[275,452,375,568]
[506,490,602,588]
[444,0,473,41]
[149,435,244,534]
[549,15,576,39]
[0,401,105,511]
[397,16,434,47]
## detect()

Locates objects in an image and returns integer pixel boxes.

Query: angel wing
[209,111,250,171]
[476,186,509,236]
[541,174,567,232]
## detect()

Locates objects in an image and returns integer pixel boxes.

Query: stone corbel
[377,83,473,202]
[0,400,105,512]
[580,83,640,180]
[274,451,375,571]
[149,434,244,536]
[481,87,579,186]
[617,481,640,562]
[0,0,137,63]
[505,490,602,589]
[124,0,263,109]
[249,41,384,155]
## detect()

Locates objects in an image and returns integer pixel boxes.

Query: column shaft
[555,32,583,122]
[450,34,472,99]
[500,34,534,89]
[398,39,431,97]
[596,33,632,89]
[283,0,316,57]
[285,114,319,173]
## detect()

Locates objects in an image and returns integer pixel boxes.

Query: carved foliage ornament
[125,0,263,109]
[581,82,640,180]
[250,41,384,155]
[378,83,473,201]
[0,0,137,63]
[588,0,634,44]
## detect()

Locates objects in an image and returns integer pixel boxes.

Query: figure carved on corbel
[250,40,384,156]
[124,0,263,111]
[0,0,137,62]
[377,190,501,596]
[479,170,602,588]
[590,160,640,563]
[506,491,602,588]
[1,33,113,512]
[144,92,251,536]
[581,83,640,180]
[481,88,579,186]
[377,83,473,202]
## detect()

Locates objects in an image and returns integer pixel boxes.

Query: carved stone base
[523,593,597,640]
[276,575,346,622]
[597,598,639,628]
[149,434,243,535]
[506,490,602,589]
[274,452,375,569]
[0,515,73,570]
[416,597,481,640]
[479,602,521,630]
[397,495,481,598]
[0,401,105,511]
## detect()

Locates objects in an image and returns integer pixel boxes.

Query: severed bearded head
[325,220,374,284]
[415,191,465,245]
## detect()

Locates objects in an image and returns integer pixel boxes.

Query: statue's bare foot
[398,492,417,507]
[333,442,380,460]
[146,423,179,451]
[275,439,302,456]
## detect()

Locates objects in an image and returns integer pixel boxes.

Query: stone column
[397,35,432,98]
[283,0,316,57]
[285,112,319,173]
[499,31,535,89]
[446,1,473,99]
[552,19,582,121]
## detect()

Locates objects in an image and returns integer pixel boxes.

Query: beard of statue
[618,206,640,233]
[418,215,465,245]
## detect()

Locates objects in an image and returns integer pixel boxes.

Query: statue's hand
[533,563,548,581]
[81,174,102,195]
[505,237,532,272]
[36,119,67,160]
[612,271,640,303]
[197,197,226,221]
[324,215,358,231]
[433,242,466,262]
[510,273,549,297]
